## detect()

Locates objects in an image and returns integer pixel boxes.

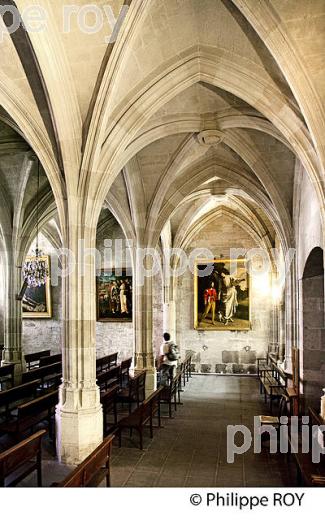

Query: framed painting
[22,256,52,318]
[96,269,133,322]
[194,259,250,331]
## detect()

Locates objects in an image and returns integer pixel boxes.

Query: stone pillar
[56,219,103,465]
[284,261,298,374]
[163,301,176,341]
[2,249,25,382]
[134,254,157,395]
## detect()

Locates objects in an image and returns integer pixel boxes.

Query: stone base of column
[1,349,25,384]
[134,352,157,397]
[56,387,103,465]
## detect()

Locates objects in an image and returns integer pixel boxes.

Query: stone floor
[13,375,295,487]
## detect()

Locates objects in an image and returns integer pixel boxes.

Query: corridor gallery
[0,0,324,491]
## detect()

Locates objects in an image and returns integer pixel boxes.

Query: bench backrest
[277,394,291,418]
[39,354,61,367]
[142,386,163,418]
[56,434,114,487]
[96,353,118,373]
[0,364,15,378]
[127,371,146,399]
[96,355,110,372]
[22,362,62,384]
[17,390,58,420]
[121,357,132,372]
[25,350,51,367]
[0,379,41,408]
[100,384,119,408]
[97,366,120,389]
[164,372,181,398]
[0,429,46,487]
[308,407,325,451]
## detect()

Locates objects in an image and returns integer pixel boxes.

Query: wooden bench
[22,362,62,390]
[52,434,115,487]
[117,371,146,413]
[0,429,46,487]
[185,353,193,382]
[117,387,164,450]
[178,354,193,388]
[0,390,58,441]
[97,366,120,392]
[257,343,280,377]
[120,357,133,387]
[25,350,51,371]
[101,384,119,434]
[0,364,15,391]
[289,407,325,486]
[0,380,41,420]
[259,363,288,413]
[39,354,61,367]
[96,353,118,374]
[160,372,182,418]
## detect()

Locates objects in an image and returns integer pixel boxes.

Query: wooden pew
[97,366,120,392]
[25,350,51,371]
[185,354,193,381]
[101,384,119,434]
[259,363,288,413]
[0,380,41,420]
[0,430,46,487]
[117,371,146,413]
[160,372,182,418]
[22,362,62,390]
[0,364,15,391]
[289,407,325,486]
[39,354,61,367]
[120,357,132,387]
[53,434,115,487]
[0,390,58,441]
[96,353,118,374]
[118,387,164,450]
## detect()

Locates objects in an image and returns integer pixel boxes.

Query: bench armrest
[311,475,325,486]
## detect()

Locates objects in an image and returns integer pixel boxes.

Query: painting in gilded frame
[96,269,133,322]
[22,255,52,318]
[194,259,250,331]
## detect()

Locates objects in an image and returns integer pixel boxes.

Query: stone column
[284,260,298,374]
[56,218,103,465]
[134,253,157,395]
[2,248,25,382]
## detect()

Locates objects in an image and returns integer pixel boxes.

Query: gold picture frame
[96,269,133,322]
[22,255,52,319]
[194,258,250,331]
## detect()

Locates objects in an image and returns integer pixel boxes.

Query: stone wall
[20,219,166,362]
[175,215,274,374]
[22,223,136,360]
[95,220,134,360]
[22,235,62,354]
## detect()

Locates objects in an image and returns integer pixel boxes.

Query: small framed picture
[22,255,52,319]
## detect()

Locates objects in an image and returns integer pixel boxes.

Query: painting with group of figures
[96,270,132,322]
[194,259,250,331]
